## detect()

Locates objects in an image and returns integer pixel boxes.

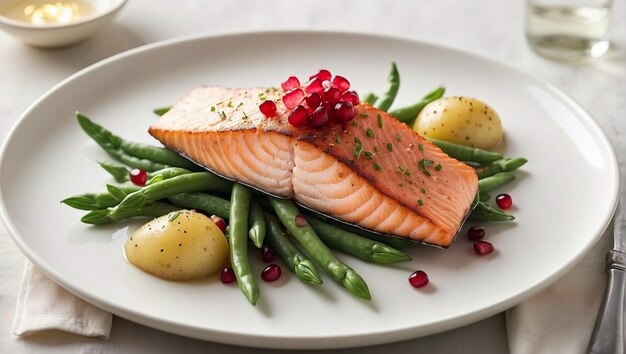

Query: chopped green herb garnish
[168,211,182,222]
[242,112,248,119]
[435,164,442,171]
[417,199,423,206]
[335,135,341,144]
[360,113,369,118]
[237,102,244,109]
[387,143,393,152]
[398,165,404,173]
[352,120,358,127]
[399,183,404,188]
[227,101,232,108]
[374,147,380,153]
[404,169,412,176]
[377,114,383,128]
[418,159,434,176]
[418,144,424,151]
[373,162,382,171]
[421,188,426,194]
[219,111,227,120]
[210,106,216,112]
[354,137,363,158]
[364,151,374,159]
[366,129,375,138]
[396,133,402,142]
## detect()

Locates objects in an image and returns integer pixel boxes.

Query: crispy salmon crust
[149,86,478,247]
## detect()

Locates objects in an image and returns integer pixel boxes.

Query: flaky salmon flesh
[149,87,478,247]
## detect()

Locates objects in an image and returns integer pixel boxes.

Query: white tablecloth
[1,1,624,353]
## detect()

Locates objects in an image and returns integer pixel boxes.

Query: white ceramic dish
[0,31,618,349]
[0,0,126,47]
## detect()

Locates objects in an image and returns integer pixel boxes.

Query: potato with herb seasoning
[124,209,229,281]
[412,96,503,150]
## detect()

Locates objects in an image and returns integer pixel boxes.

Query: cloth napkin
[506,225,612,354]
[13,259,112,338]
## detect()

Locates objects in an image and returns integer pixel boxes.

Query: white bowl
[0,0,127,48]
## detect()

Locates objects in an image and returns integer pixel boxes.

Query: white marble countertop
[0,1,624,353]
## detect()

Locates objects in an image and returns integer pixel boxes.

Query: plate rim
[0,29,619,349]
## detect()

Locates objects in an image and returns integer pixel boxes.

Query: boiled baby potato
[124,210,228,281]
[413,96,503,150]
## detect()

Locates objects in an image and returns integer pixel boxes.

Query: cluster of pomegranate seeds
[473,240,494,255]
[496,193,513,210]
[259,69,360,127]
[408,270,429,288]
[261,243,276,262]
[129,168,147,186]
[220,267,236,283]
[210,215,227,234]
[261,264,282,282]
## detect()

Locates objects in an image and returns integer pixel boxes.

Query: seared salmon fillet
[149,86,478,247]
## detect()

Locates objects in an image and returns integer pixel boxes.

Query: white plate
[0,31,618,349]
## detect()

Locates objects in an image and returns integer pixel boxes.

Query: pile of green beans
[64,113,417,305]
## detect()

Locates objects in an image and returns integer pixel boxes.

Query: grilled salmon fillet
[149,86,478,247]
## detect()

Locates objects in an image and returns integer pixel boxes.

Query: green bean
[76,113,198,171]
[267,197,371,300]
[469,201,515,222]
[388,86,445,124]
[428,138,502,163]
[167,193,231,219]
[478,172,515,194]
[306,217,411,264]
[374,62,400,112]
[479,191,490,202]
[475,157,528,179]
[230,183,259,305]
[81,202,180,225]
[104,172,231,220]
[62,184,141,210]
[248,200,266,248]
[153,106,171,116]
[264,214,322,285]
[99,162,129,182]
[146,167,192,185]
[362,92,378,105]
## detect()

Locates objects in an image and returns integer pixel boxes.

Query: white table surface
[0,1,624,353]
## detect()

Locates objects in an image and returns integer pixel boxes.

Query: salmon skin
[149,86,478,248]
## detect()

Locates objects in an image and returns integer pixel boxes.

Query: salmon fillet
[149,86,478,247]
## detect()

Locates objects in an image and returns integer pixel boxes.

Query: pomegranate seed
[408,270,429,288]
[304,78,324,94]
[309,107,329,127]
[261,244,276,262]
[323,87,342,105]
[467,225,485,241]
[322,80,332,89]
[310,69,332,81]
[304,92,322,110]
[473,240,494,255]
[496,194,513,210]
[288,105,308,127]
[220,267,236,283]
[129,168,147,186]
[332,75,350,92]
[259,100,277,118]
[283,88,305,109]
[261,264,282,282]
[294,214,307,227]
[333,102,355,122]
[341,90,360,105]
[210,215,227,234]
[281,76,300,91]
